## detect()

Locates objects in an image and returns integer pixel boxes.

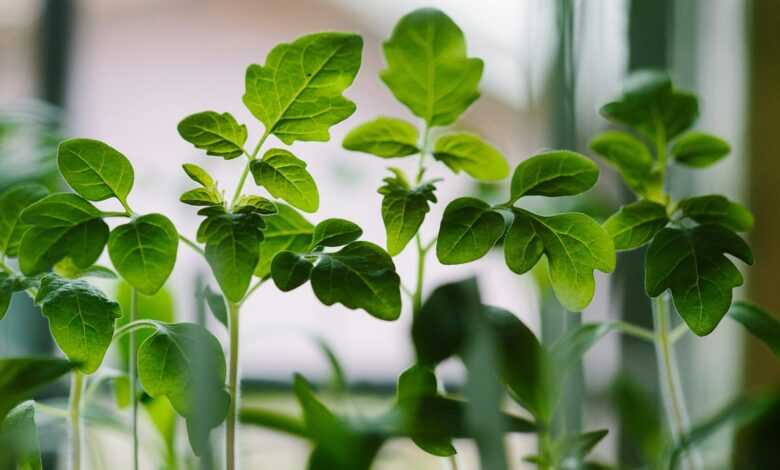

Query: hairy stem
[129,288,139,470]
[69,372,84,470]
[226,301,241,470]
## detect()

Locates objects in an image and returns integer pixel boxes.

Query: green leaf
[311,218,362,248]
[311,242,401,320]
[671,131,730,168]
[343,117,419,158]
[19,193,108,276]
[243,33,362,144]
[678,195,754,232]
[0,402,42,470]
[381,8,483,126]
[234,195,277,215]
[251,148,319,213]
[0,357,75,422]
[510,151,599,202]
[255,204,314,278]
[504,209,615,312]
[203,285,227,327]
[0,273,28,321]
[728,301,780,359]
[271,251,314,291]
[179,187,223,206]
[57,138,134,203]
[35,274,121,374]
[550,323,618,375]
[588,131,654,196]
[645,225,753,336]
[177,111,247,159]
[182,163,215,187]
[108,214,179,295]
[0,183,48,257]
[436,197,504,264]
[555,429,609,459]
[53,259,117,280]
[396,366,456,457]
[433,133,509,181]
[603,200,669,250]
[115,282,174,370]
[379,169,437,256]
[199,213,264,302]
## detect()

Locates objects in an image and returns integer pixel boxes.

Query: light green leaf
[180,187,223,207]
[251,148,319,213]
[728,301,780,359]
[234,195,277,215]
[53,259,117,280]
[588,131,655,196]
[311,241,401,320]
[243,32,362,144]
[678,195,754,232]
[0,358,75,422]
[342,117,419,158]
[645,225,753,336]
[604,200,669,250]
[255,204,314,278]
[19,193,109,275]
[35,274,121,374]
[57,138,134,203]
[0,402,42,470]
[271,251,313,292]
[433,133,509,181]
[504,209,615,312]
[108,214,179,295]
[0,183,48,257]
[381,8,483,126]
[510,151,599,202]
[311,218,362,248]
[671,131,730,168]
[379,169,437,256]
[182,163,215,187]
[177,111,247,159]
[436,197,504,264]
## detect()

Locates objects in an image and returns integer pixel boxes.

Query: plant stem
[178,233,205,257]
[130,288,139,470]
[612,320,656,343]
[231,132,270,209]
[113,319,158,340]
[226,301,241,470]
[69,372,84,470]
[412,234,427,315]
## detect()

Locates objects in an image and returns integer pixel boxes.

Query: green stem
[178,233,205,257]
[113,319,158,340]
[130,288,139,470]
[412,234,426,316]
[69,372,84,470]
[34,402,70,419]
[239,405,308,438]
[669,322,689,344]
[231,132,270,209]
[612,320,656,343]
[447,455,460,470]
[226,301,241,470]
[100,211,131,218]
[241,278,267,304]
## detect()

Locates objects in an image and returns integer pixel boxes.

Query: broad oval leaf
[678,195,753,232]
[251,148,319,213]
[379,169,437,256]
[58,138,134,203]
[35,274,121,374]
[177,111,247,159]
[342,117,419,158]
[243,32,362,144]
[381,8,483,126]
[510,151,599,202]
[0,401,43,470]
[436,197,504,265]
[311,218,362,248]
[603,200,669,250]
[588,131,654,196]
[182,163,215,187]
[645,225,753,336]
[271,251,314,291]
[255,204,314,279]
[108,213,179,295]
[433,133,509,181]
[0,357,76,422]
[311,241,401,320]
[728,301,780,359]
[505,209,615,312]
[19,193,109,275]
[671,131,730,168]
[0,183,48,257]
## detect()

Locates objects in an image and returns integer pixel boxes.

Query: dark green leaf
[108,214,179,295]
[251,148,319,213]
[36,274,121,374]
[510,151,599,202]
[0,273,27,321]
[271,251,313,291]
[728,301,780,358]
[678,195,753,232]
[397,365,456,457]
[433,133,509,181]
[243,33,362,144]
[381,8,483,126]
[177,111,247,159]
[555,429,609,459]
[255,204,314,278]
[550,323,618,376]
[311,218,362,248]
[57,138,134,203]
[588,131,655,196]
[180,187,223,207]
[203,285,227,327]
[0,183,48,257]
[603,200,669,250]
[342,117,419,158]
[505,209,615,312]
[0,357,75,422]
[645,225,753,336]
[182,163,215,187]
[0,402,42,470]
[671,131,730,168]
[311,241,401,320]
[436,197,504,264]
[378,168,437,256]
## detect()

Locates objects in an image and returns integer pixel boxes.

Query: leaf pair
[437,151,615,312]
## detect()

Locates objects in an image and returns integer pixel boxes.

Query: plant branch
[226,301,241,470]
[101,211,132,218]
[34,402,70,419]
[612,320,656,343]
[241,278,267,304]
[69,371,84,470]
[669,322,690,344]
[178,233,205,257]
[232,131,270,209]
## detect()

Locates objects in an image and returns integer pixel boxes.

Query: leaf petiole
[100,211,132,218]
[113,319,159,340]
[178,233,205,257]
[612,320,656,343]
[669,322,690,344]
[231,131,271,209]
